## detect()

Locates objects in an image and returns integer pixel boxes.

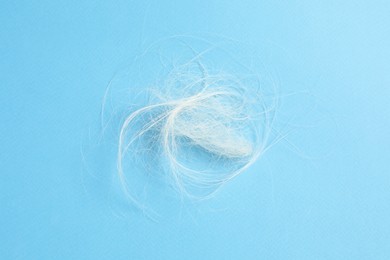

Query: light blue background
[1,0,390,259]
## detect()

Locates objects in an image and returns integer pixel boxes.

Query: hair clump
[116,58,274,203]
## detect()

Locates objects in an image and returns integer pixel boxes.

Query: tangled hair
[116,53,276,206]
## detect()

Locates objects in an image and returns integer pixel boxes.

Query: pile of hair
[116,58,274,203]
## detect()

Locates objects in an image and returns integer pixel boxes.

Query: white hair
[116,58,276,206]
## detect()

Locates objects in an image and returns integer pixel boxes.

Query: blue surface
[1,0,390,259]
